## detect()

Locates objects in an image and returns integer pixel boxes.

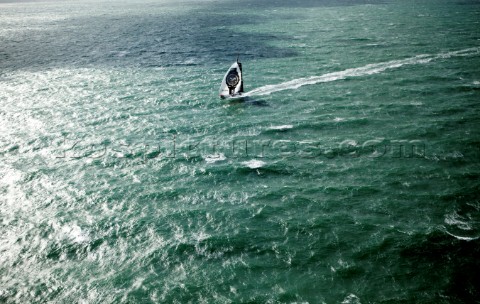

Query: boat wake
[244,47,480,97]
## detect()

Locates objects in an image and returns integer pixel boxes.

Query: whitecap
[204,153,226,164]
[242,159,266,169]
[268,125,293,130]
[342,293,361,304]
[445,230,479,241]
[339,139,358,147]
[444,209,480,241]
[61,224,90,244]
[445,211,472,230]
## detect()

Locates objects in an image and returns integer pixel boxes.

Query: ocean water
[1,0,480,303]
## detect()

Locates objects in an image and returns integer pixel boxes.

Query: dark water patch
[456,0,480,5]
[333,263,366,279]
[431,140,480,165]
[0,3,299,72]
[380,103,427,118]
[437,117,476,134]
[437,83,480,94]
[432,106,469,117]
[400,231,480,303]
[353,234,398,261]
[348,185,383,197]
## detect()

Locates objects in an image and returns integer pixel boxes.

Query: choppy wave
[245,47,480,96]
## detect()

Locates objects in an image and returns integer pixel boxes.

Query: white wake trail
[244,47,480,97]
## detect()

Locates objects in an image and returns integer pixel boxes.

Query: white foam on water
[445,230,479,241]
[444,209,480,241]
[268,125,294,130]
[445,211,472,230]
[205,153,226,164]
[60,224,90,244]
[244,47,480,97]
[342,293,362,304]
[242,159,266,169]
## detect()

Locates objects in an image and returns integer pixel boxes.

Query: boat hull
[219,61,243,98]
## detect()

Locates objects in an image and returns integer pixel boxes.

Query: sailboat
[219,57,244,99]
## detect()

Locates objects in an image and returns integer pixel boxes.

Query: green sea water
[1,0,480,303]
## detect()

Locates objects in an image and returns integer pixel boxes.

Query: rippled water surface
[1,0,480,303]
